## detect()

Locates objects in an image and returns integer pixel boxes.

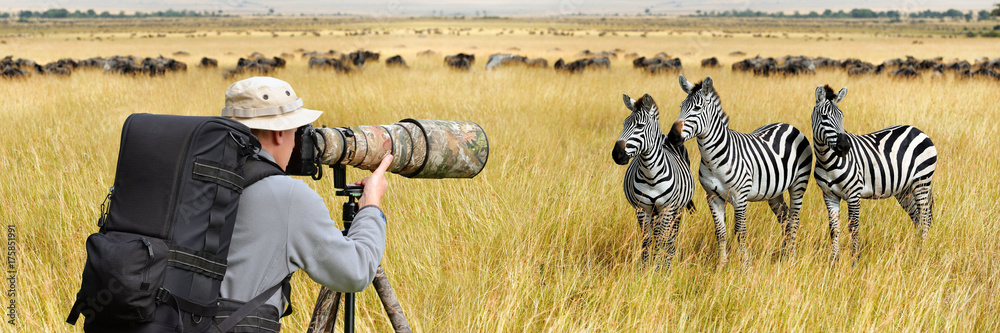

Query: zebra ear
[702,76,714,92]
[623,94,636,112]
[835,87,848,103]
[679,75,694,94]
[815,85,826,104]
[639,93,656,113]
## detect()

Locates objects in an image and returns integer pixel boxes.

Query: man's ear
[253,129,280,146]
[273,128,293,146]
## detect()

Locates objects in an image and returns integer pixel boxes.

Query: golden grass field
[2,17,999,332]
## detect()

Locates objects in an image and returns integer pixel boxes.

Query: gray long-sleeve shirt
[220,151,386,312]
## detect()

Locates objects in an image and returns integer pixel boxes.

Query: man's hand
[353,155,393,208]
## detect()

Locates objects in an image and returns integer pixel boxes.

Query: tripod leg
[307,287,341,333]
[373,266,411,332]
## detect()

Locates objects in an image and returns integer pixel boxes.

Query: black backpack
[67,113,291,332]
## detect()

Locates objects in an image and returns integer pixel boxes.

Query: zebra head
[613,93,661,165]
[812,85,852,157]
[669,75,719,146]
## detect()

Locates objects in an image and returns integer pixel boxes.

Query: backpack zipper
[139,237,154,291]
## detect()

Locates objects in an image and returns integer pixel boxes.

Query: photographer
[220,76,391,330]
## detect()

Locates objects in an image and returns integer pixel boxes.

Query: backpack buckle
[96,186,114,228]
[230,131,260,156]
[155,288,170,304]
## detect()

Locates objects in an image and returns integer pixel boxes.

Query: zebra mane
[690,81,704,94]
[823,85,837,101]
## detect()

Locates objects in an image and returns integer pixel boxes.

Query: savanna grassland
[1,16,999,332]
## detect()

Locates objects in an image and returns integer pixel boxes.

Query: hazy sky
[3,0,992,16]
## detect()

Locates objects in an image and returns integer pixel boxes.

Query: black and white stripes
[667,75,813,266]
[612,79,940,269]
[613,93,695,271]
[812,85,937,262]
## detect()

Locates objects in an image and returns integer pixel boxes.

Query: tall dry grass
[1,19,999,332]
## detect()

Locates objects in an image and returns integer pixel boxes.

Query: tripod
[306,165,411,333]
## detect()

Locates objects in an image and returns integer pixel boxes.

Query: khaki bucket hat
[222,77,322,131]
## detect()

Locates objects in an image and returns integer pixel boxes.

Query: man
[219,76,391,330]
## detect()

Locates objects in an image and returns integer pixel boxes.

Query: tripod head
[330,164,363,230]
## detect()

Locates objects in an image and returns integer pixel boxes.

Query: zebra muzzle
[612,141,630,165]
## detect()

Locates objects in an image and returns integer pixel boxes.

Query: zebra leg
[768,197,791,257]
[707,194,729,267]
[733,200,750,267]
[895,190,920,229]
[658,209,681,272]
[637,208,651,266]
[847,196,862,258]
[823,194,842,264]
[767,197,789,225]
[913,182,934,243]
[651,211,671,271]
[785,176,808,259]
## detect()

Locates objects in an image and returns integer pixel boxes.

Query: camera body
[287,119,489,179]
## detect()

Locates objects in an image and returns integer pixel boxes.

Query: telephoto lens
[290,119,488,179]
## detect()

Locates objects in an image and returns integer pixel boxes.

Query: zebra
[668,75,813,266]
[811,85,937,263]
[613,93,696,271]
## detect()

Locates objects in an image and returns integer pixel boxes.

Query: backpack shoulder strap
[243,157,286,188]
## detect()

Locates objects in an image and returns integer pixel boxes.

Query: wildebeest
[1,56,40,74]
[634,55,682,74]
[731,56,814,76]
[554,56,610,73]
[78,57,108,69]
[647,60,683,74]
[946,60,971,73]
[417,49,437,57]
[346,50,379,67]
[447,58,471,70]
[779,56,816,75]
[890,67,920,79]
[977,58,1000,71]
[104,55,143,75]
[553,58,583,73]
[41,59,79,76]
[385,55,408,69]
[526,58,548,68]
[445,53,475,65]
[138,56,187,76]
[588,56,611,69]
[445,53,475,70]
[308,56,352,73]
[959,68,1000,80]
[1,66,28,78]
[199,57,218,68]
[701,57,719,68]
[224,55,284,78]
[238,56,286,69]
[485,54,527,69]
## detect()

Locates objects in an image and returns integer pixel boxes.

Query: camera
[286,119,489,179]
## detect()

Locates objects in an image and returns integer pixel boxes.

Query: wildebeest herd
[4,50,999,81]
[731,54,1000,79]
[1,55,190,78]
